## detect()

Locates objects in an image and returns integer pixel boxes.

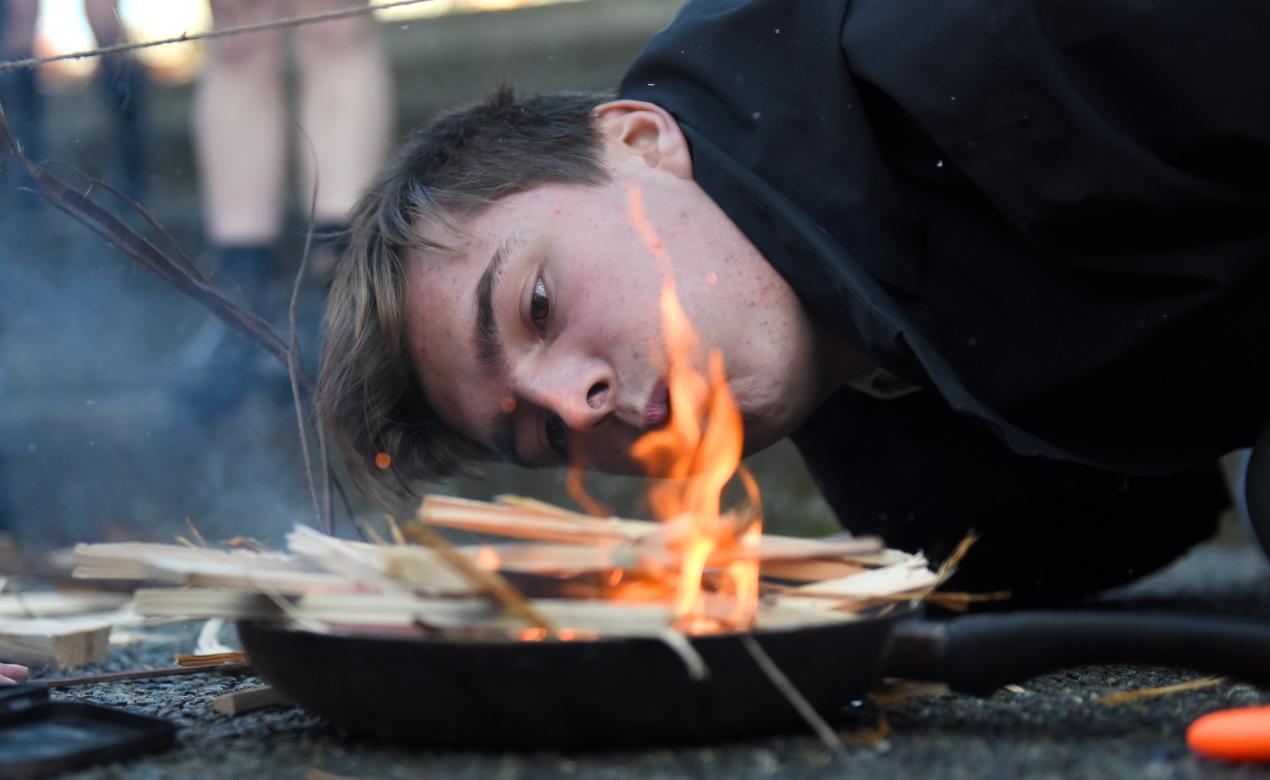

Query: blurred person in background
[82,0,148,201]
[0,0,43,201]
[0,0,146,543]
[185,0,393,416]
[0,0,148,205]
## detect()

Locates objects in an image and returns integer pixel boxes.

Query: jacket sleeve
[791,389,1228,599]
[839,0,1270,472]
[841,0,1270,270]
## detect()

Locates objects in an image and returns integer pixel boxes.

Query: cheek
[559,250,667,361]
[572,293,662,365]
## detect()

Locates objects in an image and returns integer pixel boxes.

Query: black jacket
[619,0,1269,592]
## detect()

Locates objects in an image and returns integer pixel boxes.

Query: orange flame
[566,461,613,518]
[624,183,762,632]
[473,546,501,571]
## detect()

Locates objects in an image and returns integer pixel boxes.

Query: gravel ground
[24,543,1270,780]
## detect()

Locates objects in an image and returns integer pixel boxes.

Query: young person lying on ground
[318,0,1270,602]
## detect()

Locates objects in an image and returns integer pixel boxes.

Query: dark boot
[96,55,148,203]
[0,60,45,208]
[177,245,276,421]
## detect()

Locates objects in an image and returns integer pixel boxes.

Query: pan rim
[236,602,922,649]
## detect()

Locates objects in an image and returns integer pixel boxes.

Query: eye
[529,276,550,331]
[545,413,569,458]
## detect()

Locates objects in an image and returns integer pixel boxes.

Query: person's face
[403,101,839,475]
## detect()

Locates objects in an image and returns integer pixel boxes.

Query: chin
[734,381,798,446]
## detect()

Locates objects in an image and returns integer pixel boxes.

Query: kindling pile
[70,495,966,642]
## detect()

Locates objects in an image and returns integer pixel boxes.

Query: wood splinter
[212,684,291,715]
[401,518,556,632]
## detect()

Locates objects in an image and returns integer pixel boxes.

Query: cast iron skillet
[237,607,1270,749]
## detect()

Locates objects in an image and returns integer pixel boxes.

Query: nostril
[587,381,609,410]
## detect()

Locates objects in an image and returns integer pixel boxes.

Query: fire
[624,183,762,633]
[473,546,501,571]
[566,462,612,518]
[518,627,549,641]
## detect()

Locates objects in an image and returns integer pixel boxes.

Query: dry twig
[0,102,299,381]
[38,662,251,687]
[1095,676,1225,705]
[402,520,556,631]
[176,651,248,667]
[740,633,849,762]
[0,95,364,535]
[0,0,435,72]
[290,127,328,533]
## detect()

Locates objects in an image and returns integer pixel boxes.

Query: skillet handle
[882,611,1270,696]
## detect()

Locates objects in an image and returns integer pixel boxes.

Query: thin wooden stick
[81,174,200,277]
[739,634,848,762]
[402,520,555,631]
[495,494,602,520]
[212,684,289,715]
[385,516,407,546]
[183,518,208,548]
[0,0,435,72]
[763,581,1010,610]
[356,518,388,547]
[930,532,979,589]
[1095,676,1225,705]
[38,662,252,687]
[176,651,248,667]
[290,126,326,534]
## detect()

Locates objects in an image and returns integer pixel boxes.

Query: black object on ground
[25,544,1270,779]
[0,683,175,777]
[1245,416,1270,560]
[237,607,1270,749]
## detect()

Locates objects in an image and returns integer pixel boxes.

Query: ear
[593,100,693,179]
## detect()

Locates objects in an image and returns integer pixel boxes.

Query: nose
[514,355,615,431]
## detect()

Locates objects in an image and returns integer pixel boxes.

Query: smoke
[0,185,326,550]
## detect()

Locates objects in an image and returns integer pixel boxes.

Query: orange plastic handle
[1188,706,1270,762]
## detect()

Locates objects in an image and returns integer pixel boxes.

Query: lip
[642,379,670,429]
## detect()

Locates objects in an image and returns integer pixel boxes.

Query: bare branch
[291,125,327,533]
[740,634,849,762]
[0,0,434,73]
[0,97,307,390]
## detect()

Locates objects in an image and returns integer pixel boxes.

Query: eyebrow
[473,239,511,372]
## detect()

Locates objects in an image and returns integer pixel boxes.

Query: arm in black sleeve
[791,389,1228,601]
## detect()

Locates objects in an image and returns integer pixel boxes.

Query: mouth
[642,378,670,429]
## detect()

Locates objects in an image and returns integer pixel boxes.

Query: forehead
[402,219,503,443]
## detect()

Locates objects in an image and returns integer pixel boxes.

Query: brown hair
[318,86,614,500]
